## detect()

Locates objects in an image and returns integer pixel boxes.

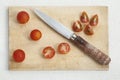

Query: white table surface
[0,0,120,80]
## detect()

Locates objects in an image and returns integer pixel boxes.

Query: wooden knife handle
[70,34,111,65]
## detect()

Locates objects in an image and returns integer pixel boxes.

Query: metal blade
[34,9,74,39]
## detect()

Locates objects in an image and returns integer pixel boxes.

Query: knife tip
[33,8,39,12]
[33,8,41,16]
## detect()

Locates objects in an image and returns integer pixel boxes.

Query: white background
[0,0,120,80]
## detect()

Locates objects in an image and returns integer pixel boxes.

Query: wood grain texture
[9,6,109,70]
[70,35,111,65]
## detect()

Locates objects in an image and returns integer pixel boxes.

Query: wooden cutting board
[9,6,109,70]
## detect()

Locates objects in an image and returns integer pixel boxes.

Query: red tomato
[13,49,25,62]
[90,14,98,26]
[58,43,70,54]
[80,11,89,23]
[17,11,30,24]
[42,46,55,59]
[72,20,83,32]
[30,29,42,41]
[84,24,94,35]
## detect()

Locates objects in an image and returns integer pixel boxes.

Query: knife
[34,9,111,65]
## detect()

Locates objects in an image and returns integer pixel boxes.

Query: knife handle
[70,34,111,65]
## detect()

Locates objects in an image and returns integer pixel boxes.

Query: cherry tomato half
[30,29,42,41]
[80,11,89,23]
[13,49,25,62]
[84,24,94,35]
[17,11,30,24]
[72,20,83,32]
[42,46,55,59]
[90,14,98,26]
[58,42,70,54]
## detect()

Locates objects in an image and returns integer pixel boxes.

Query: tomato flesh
[17,11,30,24]
[90,14,98,26]
[42,46,55,59]
[80,11,89,23]
[84,24,94,35]
[13,49,25,62]
[30,29,42,41]
[58,43,70,54]
[72,20,83,32]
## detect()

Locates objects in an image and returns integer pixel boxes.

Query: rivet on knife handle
[70,34,111,65]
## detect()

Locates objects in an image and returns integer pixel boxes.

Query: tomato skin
[72,20,83,32]
[42,46,55,59]
[58,43,70,54]
[30,29,42,41]
[80,11,89,23]
[13,49,25,62]
[90,14,98,26]
[84,24,94,35]
[17,11,30,24]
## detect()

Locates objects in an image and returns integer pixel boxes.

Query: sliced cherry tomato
[17,11,30,24]
[13,49,25,62]
[72,20,83,32]
[42,46,55,59]
[80,11,89,23]
[30,29,42,41]
[84,24,94,35]
[90,14,98,26]
[58,42,70,54]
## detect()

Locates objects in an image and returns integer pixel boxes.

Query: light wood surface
[9,6,109,70]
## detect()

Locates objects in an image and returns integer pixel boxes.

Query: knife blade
[34,9,111,65]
